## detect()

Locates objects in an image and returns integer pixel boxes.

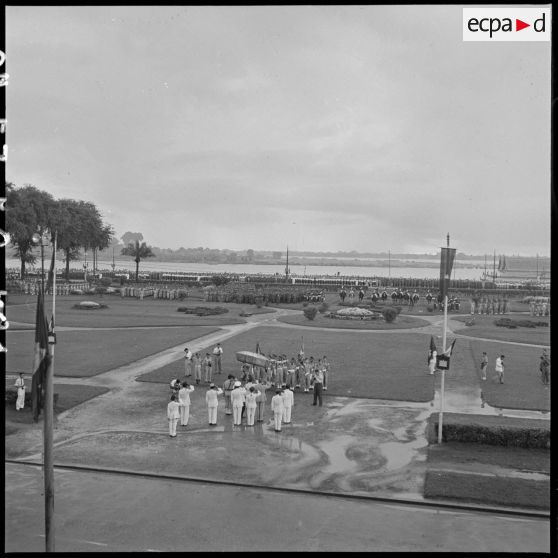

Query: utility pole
[438,233,450,444]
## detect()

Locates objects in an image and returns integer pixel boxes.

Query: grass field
[452,314,550,346]
[6,293,260,328]
[423,470,549,509]
[5,326,220,377]
[140,326,437,402]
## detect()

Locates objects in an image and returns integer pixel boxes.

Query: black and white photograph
[3,4,551,553]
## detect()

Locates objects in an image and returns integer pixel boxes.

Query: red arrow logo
[516,19,530,31]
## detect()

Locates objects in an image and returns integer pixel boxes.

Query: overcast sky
[5,5,551,255]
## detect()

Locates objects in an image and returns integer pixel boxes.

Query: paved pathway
[5,306,550,551]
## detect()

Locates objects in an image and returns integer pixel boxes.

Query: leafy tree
[50,199,106,281]
[121,240,155,281]
[121,231,143,246]
[5,183,56,278]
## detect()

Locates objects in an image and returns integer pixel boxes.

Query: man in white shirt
[183,347,193,377]
[231,381,247,426]
[14,372,25,411]
[281,385,294,424]
[178,382,195,426]
[212,343,224,375]
[205,383,223,425]
[167,395,180,437]
[271,389,284,432]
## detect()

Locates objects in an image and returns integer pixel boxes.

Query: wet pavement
[5,309,550,505]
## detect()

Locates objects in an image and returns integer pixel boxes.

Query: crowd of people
[166,351,330,436]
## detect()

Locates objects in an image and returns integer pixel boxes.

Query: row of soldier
[469,297,510,315]
[238,354,330,392]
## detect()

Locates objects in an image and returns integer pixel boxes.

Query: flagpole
[438,233,450,444]
[44,232,56,552]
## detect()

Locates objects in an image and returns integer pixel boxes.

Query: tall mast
[285,245,289,279]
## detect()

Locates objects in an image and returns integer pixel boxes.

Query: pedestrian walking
[14,372,25,411]
[203,353,213,383]
[271,389,284,432]
[495,355,505,384]
[212,343,223,375]
[222,374,236,415]
[178,382,195,426]
[205,383,223,425]
[245,386,260,426]
[281,385,294,424]
[480,352,488,381]
[167,395,180,437]
[183,347,193,377]
[311,367,324,406]
[231,381,246,426]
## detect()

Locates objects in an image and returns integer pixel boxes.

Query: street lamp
[32,231,48,294]
[83,250,89,282]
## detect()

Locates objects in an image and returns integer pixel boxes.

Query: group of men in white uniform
[166,356,329,436]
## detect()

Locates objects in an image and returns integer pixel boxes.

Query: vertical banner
[439,247,457,300]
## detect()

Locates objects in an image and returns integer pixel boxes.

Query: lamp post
[31,232,47,294]
[83,250,88,282]
[31,231,57,552]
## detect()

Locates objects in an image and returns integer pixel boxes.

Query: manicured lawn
[466,338,550,412]
[139,326,436,402]
[452,314,550,346]
[276,311,430,330]
[424,470,549,510]
[5,326,220,377]
[427,441,550,472]
[5,294,255,328]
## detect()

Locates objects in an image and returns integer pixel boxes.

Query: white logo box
[463,7,551,41]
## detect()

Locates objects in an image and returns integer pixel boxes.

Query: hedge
[427,413,550,449]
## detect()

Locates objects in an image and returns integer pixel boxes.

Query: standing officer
[167,395,180,437]
[271,389,284,432]
[231,381,246,426]
[222,374,236,415]
[281,385,294,424]
[178,382,195,427]
[205,383,223,425]
[311,367,324,406]
[212,343,224,375]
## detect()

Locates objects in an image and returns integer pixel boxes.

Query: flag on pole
[439,247,457,301]
[443,338,457,357]
[31,290,50,422]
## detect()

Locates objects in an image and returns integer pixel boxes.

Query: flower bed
[327,307,384,321]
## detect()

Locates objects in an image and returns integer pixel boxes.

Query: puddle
[316,435,359,475]
[379,437,429,471]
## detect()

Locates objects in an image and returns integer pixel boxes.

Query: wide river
[6,257,488,281]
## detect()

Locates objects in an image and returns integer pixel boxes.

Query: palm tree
[121,240,155,281]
